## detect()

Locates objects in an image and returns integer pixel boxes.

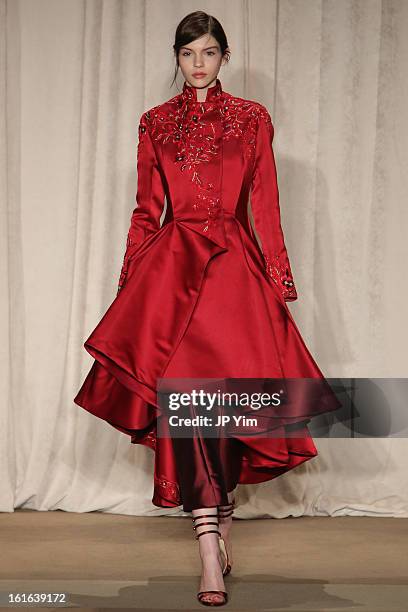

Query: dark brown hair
[171,11,230,88]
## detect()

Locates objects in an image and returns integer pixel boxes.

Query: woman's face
[178,34,226,89]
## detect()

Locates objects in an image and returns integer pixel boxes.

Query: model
[74,10,340,607]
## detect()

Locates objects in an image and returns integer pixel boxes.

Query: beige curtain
[1,0,407,516]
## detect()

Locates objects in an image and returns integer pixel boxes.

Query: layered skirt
[74,213,340,511]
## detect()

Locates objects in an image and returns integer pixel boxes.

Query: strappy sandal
[192,512,228,606]
[217,498,235,576]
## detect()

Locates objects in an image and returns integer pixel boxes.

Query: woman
[74,10,340,607]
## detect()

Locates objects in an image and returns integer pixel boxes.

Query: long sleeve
[117,111,166,294]
[249,107,298,302]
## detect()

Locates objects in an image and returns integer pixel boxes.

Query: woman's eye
[181,51,216,57]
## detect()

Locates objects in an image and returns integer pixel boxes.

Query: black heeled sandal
[192,512,228,606]
[217,499,235,576]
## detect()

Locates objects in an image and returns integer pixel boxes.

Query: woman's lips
[192,73,207,78]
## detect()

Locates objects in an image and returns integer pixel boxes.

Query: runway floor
[0,508,407,611]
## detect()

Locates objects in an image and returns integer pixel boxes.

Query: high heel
[217,499,235,576]
[192,512,228,606]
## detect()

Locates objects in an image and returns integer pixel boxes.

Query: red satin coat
[74,78,340,507]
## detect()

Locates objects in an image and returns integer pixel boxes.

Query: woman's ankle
[217,498,234,534]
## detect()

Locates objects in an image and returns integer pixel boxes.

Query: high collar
[181,77,223,103]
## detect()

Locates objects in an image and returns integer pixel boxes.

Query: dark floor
[0,509,407,610]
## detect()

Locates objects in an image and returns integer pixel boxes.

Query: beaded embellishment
[155,474,181,504]
[131,84,296,298]
[264,253,297,301]
[137,83,263,238]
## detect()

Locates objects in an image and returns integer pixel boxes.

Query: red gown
[74,78,340,510]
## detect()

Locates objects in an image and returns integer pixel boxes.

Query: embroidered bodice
[118,78,297,302]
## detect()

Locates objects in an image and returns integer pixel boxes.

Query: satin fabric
[74,78,340,510]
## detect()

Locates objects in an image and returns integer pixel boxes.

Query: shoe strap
[218,507,234,517]
[192,512,220,541]
[193,520,219,531]
[217,502,234,518]
[197,590,228,604]
[194,528,221,540]
[192,513,218,521]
